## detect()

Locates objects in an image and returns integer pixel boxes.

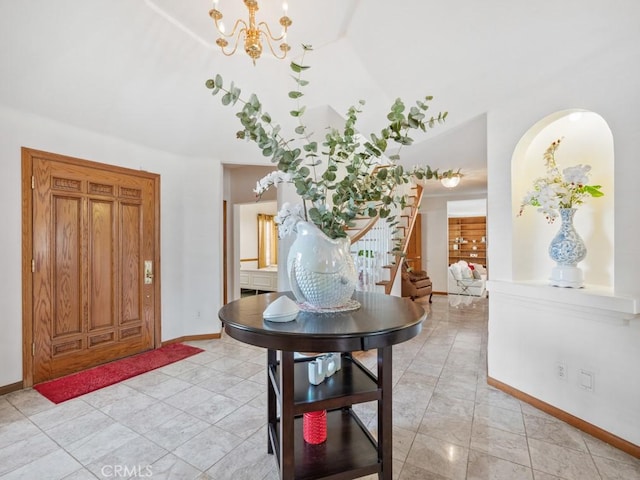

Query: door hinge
[31,259,35,273]
[32,343,35,356]
[31,175,35,189]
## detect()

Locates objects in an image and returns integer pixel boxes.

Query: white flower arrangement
[519,138,604,223]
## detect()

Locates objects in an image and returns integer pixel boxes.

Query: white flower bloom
[563,164,590,185]
[274,203,305,238]
[253,170,295,195]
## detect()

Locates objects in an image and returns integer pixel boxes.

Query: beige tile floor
[1,295,639,479]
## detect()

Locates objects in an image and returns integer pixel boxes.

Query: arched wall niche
[511,110,614,288]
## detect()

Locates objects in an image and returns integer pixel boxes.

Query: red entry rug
[34,343,204,404]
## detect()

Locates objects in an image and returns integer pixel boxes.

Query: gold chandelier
[209,0,292,65]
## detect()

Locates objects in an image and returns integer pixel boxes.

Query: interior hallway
[1,295,638,479]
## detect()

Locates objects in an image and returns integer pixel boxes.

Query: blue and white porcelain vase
[287,221,359,311]
[548,208,587,288]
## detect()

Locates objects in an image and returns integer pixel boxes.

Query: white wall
[0,106,222,386]
[487,39,640,445]
[447,199,487,218]
[421,194,487,292]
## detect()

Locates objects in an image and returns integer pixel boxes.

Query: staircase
[347,182,424,295]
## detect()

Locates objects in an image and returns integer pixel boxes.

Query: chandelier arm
[260,31,288,60]
[214,17,248,39]
[220,29,246,57]
[257,21,286,42]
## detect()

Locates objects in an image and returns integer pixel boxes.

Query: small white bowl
[263,296,299,322]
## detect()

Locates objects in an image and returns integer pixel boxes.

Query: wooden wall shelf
[448,216,487,268]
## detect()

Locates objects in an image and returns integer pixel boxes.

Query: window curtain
[258,214,278,268]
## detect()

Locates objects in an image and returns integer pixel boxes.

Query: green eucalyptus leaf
[303,141,317,152]
[290,107,306,117]
[248,93,259,108]
[324,171,337,182]
[308,207,321,223]
[292,76,310,86]
[290,62,310,73]
[585,185,604,197]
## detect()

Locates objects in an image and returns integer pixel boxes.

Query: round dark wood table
[218,291,426,480]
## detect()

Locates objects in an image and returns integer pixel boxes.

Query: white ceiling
[1,0,637,197]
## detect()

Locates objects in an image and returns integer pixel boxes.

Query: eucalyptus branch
[206,46,455,240]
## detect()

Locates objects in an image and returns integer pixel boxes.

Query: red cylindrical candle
[303,410,327,444]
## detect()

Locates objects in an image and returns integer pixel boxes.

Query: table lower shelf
[270,354,380,414]
[269,408,380,480]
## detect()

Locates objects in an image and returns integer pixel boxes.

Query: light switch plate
[579,369,594,391]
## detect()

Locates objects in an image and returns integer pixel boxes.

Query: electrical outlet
[556,362,567,381]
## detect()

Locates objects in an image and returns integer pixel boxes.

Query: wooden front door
[24,148,160,384]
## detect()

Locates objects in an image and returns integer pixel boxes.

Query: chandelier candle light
[209,0,292,65]
[519,138,604,288]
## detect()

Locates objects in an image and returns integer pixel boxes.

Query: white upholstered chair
[448,261,486,297]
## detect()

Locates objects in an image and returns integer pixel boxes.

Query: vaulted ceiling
[1,1,637,196]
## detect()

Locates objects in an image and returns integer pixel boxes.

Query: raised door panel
[88,198,115,335]
[51,194,83,356]
[119,200,144,341]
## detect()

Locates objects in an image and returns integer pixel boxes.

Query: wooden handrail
[379,183,424,294]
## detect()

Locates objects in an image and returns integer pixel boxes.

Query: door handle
[144,260,154,284]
